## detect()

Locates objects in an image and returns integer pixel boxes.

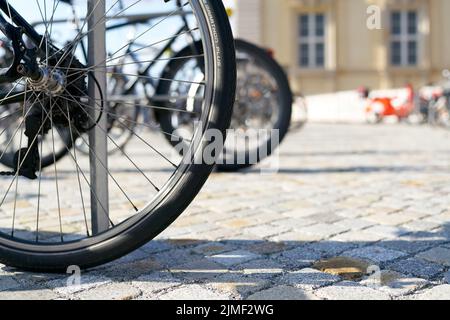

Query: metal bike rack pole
[88,0,109,234]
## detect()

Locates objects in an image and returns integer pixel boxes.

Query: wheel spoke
[57,93,193,143]
[60,91,161,192]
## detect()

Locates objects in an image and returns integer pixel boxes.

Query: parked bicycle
[415,70,450,127]
[0,0,236,271]
[155,38,293,171]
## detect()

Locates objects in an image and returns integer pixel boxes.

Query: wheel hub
[27,67,66,96]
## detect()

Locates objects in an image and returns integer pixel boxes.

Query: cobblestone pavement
[2,123,450,300]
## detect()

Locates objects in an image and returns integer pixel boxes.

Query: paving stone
[99,257,164,280]
[208,274,270,299]
[271,217,315,230]
[165,239,206,248]
[409,285,450,300]
[280,268,340,290]
[334,218,374,231]
[365,224,410,238]
[307,241,357,257]
[132,272,181,297]
[46,275,112,296]
[0,276,21,292]
[330,230,384,244]
[0,287,59,300]
[157,284,231,300]
[360,271,427,297]
[416,247,450,267]
[380,237,441,254]
[191,242,234,256]
[343,246,406,264]
[275,247,322,268]
[271,230,325,243]
[207,250,261,267]
[236,259,284,279]
[247,285,319,300]
[299,223,350,239]
[74,282,141,300]
[171,259,228,281]
[443,271,450,284]
[403,220,440,232]
[9,271,63,286]
[219,218,259,229]
[315,281,391,300]
[388,258,445,279]
[153,249,203,269]
[245,241,288,255]
[303,212,342,224]
[243,224,292,239]
[366,213,414,226]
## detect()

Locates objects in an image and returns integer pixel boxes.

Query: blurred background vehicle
[358,84,415,124]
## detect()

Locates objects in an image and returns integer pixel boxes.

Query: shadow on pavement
[1,222,449,299]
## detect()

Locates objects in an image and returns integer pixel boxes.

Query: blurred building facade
[231,0,450,95]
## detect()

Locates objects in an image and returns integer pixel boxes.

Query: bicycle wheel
[155,39,292,171]
[0,0,235,271]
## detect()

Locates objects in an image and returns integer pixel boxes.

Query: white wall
[299,89,407,123]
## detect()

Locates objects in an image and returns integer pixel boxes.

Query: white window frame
[298,13,326,69]
[390,10,419,67]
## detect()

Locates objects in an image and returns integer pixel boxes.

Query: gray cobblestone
[157,284,232,300]
[74,283,141,300]
[235,259,284,278]
[280,268,340,290]
[171,259,228,281]
[343,246,407,264]
[46,275,112,296]
[360,271,427,297]
[0,287,59,300]
[275,247,322,268]
[388,258,445,279]
[299,223,350,239]
[334,218,374,231]
[416,247,450,267]
[208,274,270,299]
[247,285,319,300]
[364,225,409,239]
[408,285,450,300]
[131,272,181,297]
[0,276,21,292]
[207,250,261,267]
[315,281,391,300]
[307,241,357,257]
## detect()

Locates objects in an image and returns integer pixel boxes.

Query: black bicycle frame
[0,0,53,83]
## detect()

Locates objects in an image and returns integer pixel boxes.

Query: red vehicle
[359,84,415,123]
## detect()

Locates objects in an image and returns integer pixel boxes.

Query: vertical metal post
[88,0,109,234]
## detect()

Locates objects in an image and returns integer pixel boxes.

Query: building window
[390,10,418,66]
[298,13,326,68]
